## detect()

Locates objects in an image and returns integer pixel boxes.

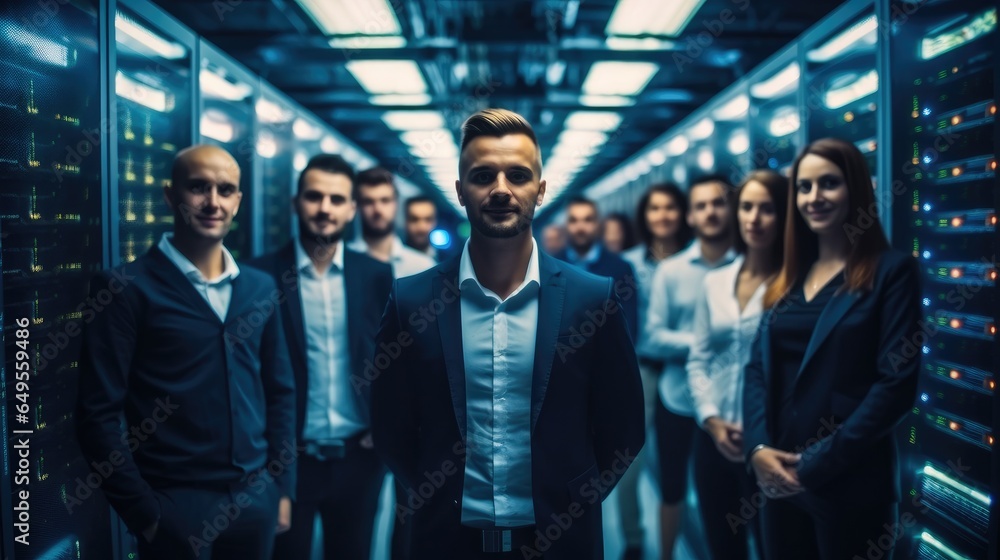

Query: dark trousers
[692,429,763,560]
[138,480,280,560]
[760,494,898,560]
[272,446,386,560]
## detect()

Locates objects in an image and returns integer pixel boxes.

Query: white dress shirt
[348,234,436,279]
[157,233,239,321]
[640,242,735,416]
[622,243,665,350]
[459,238,540,527]
[686,256,766,427]
[296,239,365,441]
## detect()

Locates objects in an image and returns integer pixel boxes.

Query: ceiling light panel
[582,61,659,96]
[347,60,427,94]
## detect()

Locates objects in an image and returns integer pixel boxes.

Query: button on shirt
[349,235,436,279]
[686,256,766,428]
[641,242,735,416]
[157,233,238,320]
[459,239,540,527]
[296,240,365,441]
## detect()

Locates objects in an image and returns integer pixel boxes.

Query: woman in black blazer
[742,138,921,560]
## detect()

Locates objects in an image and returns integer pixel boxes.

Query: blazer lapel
[795,290,862,382]
[531,254,565,433]
[434,260,467,439]
[146,247,222,324]
[278,243,307,364]
[343,250,364,367]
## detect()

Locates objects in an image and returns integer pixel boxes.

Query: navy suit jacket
[554,246,639,343]
[75,246,297,534]
[370,251,645,559]
[743,249,921,505]
[246,242,393,436]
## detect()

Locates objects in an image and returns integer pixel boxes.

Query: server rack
[889,1,997,558]
[198,39,258,261]
[0,1,113,558]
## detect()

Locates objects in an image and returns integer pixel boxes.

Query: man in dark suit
[76,145,296,560]
[370,108,645,559]
[555,196,639,341]
[246,154,394,559]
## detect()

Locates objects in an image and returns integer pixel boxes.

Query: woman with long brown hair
[742,138,921,559]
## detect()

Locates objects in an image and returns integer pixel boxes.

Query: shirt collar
[566,244,601,265]
[295,238,345,275]
[459,237,541,300]
[687,241,736,268]
[158,233,239,284]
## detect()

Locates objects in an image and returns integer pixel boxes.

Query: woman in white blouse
[686,170,788,560]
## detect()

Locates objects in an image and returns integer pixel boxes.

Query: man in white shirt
[371,108,644,559]
[348,167,436,278]
[641,175,735,560]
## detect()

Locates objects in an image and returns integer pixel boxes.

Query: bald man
[76,145,297,560]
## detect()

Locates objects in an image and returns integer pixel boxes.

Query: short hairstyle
[459,108,541,175]
[565,196,598,216]
[405,196,436,214]
[635,182,693,248]
[731,170,788,263]
[297,154,354,195]
[355,167,397,199]
[688,173,736,204]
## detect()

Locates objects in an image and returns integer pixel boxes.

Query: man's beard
[299,221,345,247]
[470,205,532,239]
[362,219,395,239]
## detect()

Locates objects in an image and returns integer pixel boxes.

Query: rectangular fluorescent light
[255,98,293,123]
[689,118,715,140]
[750,63,800,99]
[115,11,185,60]
[807,15,878,62]
[546,61,567,86]
[404,130,458,158]
[329,36,406,49]
[200,69,252,101]
[920,8,996,60]
[824,70,879,109]
[607,0,709,37]
[564,111,622,131]
[347,60,427,94]
[582,62,659,96]
[297,0,402,35]
[256,131,278,158]
[382,111,447,130]
[713,94,749,120]
[768,107,800,137]
[606,37,677,51]
[579,95,635,107]
[666,135,689,156]
[201,114,235,143]
[115,71,171,112]
[552,143,600,157]
[558,130,608,148]
[370,94,432,106]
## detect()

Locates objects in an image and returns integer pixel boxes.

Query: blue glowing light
[921,393,929,402]
[922,107,931,116]
[923,155,932,165]
[922,203,932,211]
[922,346,930,355]
[922,298,931,306]
[767,158,778,169]
[922,251,931,259]
[429,229,452,249]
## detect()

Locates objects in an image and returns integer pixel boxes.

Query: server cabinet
[0,1,113,558]
[256,84,296,255]
[890,1,997,558]
[199,40,256,260]
[113,1,195,264]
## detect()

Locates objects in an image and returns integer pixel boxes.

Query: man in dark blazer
[76,145,296,560]
[246,153,393,559]
[370,109,645,559]
[554,196,639,341]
